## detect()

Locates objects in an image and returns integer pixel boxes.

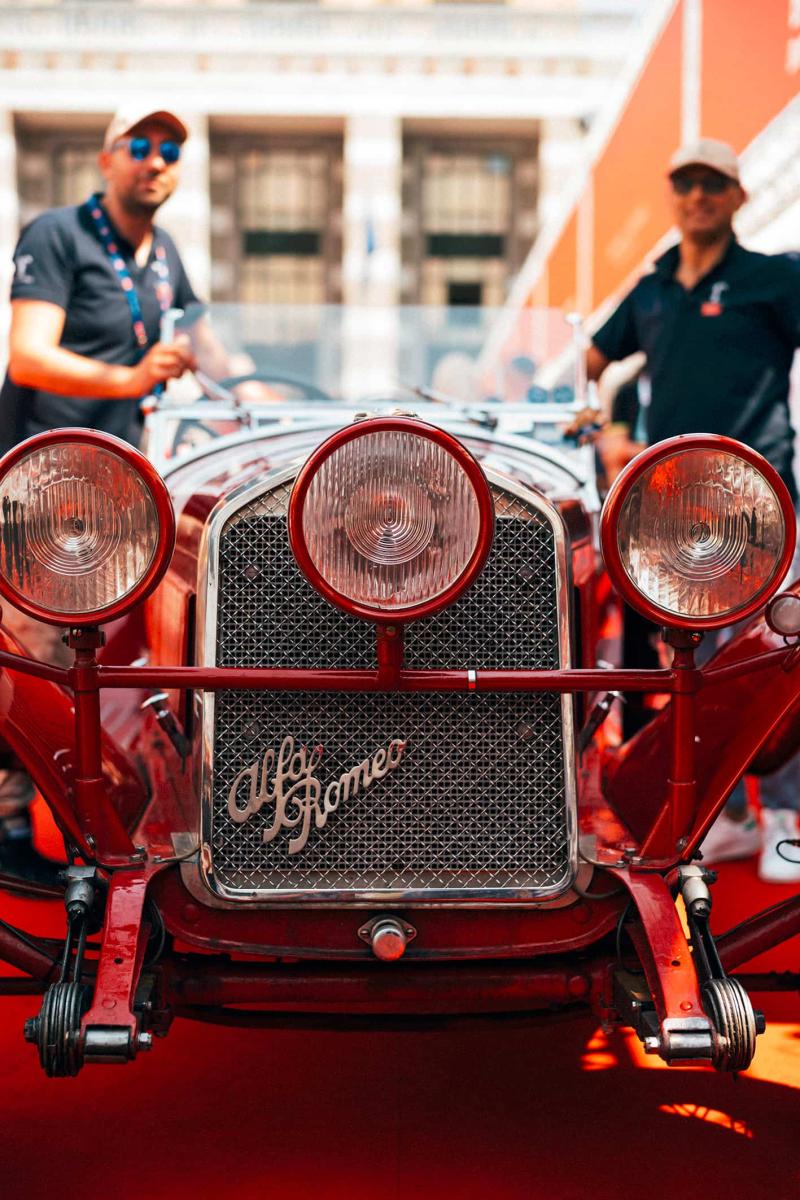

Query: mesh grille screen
[207,475,572,896]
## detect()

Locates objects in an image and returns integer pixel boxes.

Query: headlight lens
[289,418,494,621]
[0,431,174,625]
[602,437,795,628]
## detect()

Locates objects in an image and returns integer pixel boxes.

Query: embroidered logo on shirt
[13,254,34,284]
[701,280,729,317]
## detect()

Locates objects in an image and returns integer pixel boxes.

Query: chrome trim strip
[159,420,332,478]
[159,408,593,489]
[195,459,578,907]
[174,836,594,918]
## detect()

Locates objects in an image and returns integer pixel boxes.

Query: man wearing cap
[585,137,800,882]
[0,105,199,885]
[0,104,198,454]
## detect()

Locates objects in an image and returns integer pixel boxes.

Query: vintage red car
[0,304,798,1078]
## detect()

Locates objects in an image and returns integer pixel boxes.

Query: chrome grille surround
[197,458,577,904]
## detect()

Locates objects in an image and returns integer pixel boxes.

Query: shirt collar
[653,233,741,282]
[89,193,160,259]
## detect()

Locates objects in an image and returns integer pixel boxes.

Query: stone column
[536,116,585,233]
[342,113,402,309]
[341,114,402,398]
[0,110,20,360]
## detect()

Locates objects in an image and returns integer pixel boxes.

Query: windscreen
[147,304,589,466]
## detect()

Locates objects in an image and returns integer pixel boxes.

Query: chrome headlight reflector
[601,435,795,629]
[0,429,175,625]
[289,417,494,622]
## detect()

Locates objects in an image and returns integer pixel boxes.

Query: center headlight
[288,417,494,621]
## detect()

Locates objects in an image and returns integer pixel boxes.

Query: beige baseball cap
[103,105,189,153]
[668,138,740,183]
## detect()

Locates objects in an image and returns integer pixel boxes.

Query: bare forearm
[9,344,137,399]
[196,338,232,381]
[586,343,609,383]
[191,319,253,381]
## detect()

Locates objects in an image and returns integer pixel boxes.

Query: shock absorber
[24,866,98,1077]
[678,864,766,1072]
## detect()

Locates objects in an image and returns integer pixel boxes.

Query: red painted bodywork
[605,593,800,852]
[1,425,799,1071]
[0,629,147,855]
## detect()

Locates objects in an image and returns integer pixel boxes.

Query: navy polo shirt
[593,239,800,500]
[0,201,198,453]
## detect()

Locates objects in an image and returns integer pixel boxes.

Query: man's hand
[125,337,196,397]
[562,406,604,440]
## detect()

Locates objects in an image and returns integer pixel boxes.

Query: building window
[402,135,538,307]
[53,145,103,207]
[16,123,104,226]
[210,132,343,304]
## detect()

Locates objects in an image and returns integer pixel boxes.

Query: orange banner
[547,211,578,311]
[522,0,798,319]
[702,0,800,153]
[592,2,683,308]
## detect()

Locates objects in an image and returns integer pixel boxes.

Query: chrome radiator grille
[204,475,574,899]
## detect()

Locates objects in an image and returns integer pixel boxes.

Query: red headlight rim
[600,433,797,630]
[288,416,495,623]
[0,428,176,627]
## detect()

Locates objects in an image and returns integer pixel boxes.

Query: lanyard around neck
[84,193,172,350]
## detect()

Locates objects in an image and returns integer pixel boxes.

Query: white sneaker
[699,807,761,863]
[758,809,800,883]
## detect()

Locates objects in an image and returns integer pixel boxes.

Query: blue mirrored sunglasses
[119,136,182,164]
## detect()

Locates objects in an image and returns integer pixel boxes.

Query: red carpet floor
[1,808,798,1200]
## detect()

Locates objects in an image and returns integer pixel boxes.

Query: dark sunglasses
[116,136,182,164]
[670,172,733,196]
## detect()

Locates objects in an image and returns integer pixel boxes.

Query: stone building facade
[0,0,645,329]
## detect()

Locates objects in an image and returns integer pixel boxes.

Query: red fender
[605,584,800,845]
[0,626,148,850]
[750,700,800,774]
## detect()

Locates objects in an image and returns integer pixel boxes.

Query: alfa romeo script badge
[227,735,407,854]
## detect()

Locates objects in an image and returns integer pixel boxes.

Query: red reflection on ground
[0,799,796,1200]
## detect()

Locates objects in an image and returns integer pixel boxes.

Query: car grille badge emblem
[227,735,407,854]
